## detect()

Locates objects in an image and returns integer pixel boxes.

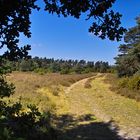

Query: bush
[105,74,140,101]
[118,77,129,88]
[128,76,140,90]
[34,68,46,75]
[0,64,56,140]
[84,78,93,89]
[60,68,70,74]
[84,82,92,88]
[117,75,140,101]
[50,85,61,96]
[118,76,140,90]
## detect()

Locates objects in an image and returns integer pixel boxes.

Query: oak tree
[0,0,126,60]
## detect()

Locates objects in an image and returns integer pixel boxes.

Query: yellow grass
[55,73,140,138]
[6,71,93,112]
[6,72,140,139]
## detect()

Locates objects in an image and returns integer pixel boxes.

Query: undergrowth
[104,74,140,101]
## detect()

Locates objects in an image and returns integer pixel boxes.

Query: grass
[86,74,140,137]
[84,78,92,89]
[5,72,140,138]
[53,73,122,139]
[59,73,140,138]
[6,71,94,112]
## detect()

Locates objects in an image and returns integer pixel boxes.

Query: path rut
[56,74,140,140]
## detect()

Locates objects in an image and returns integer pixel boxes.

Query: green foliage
[60,68,70,74]
[115,16,140,100]
[0,59,55,140]
[128,76,140,90]
[0,96,55,140]
[116,75,140,101]
[6,58,111,74]
[0,1,126,61]
[116,16,140,77]
[118,75,140,91]
[104,74,140,101]
[0,127,15,140]
[19,59,36,72]
[0,0,38,60]
[0,76,15,98]
[0,1,126,139]
[34,68,46,75]
[0,59,12,74]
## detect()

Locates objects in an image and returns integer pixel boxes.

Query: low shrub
[84,82,92,88]
[118,76,140,90]
[128,75,140,90]
[118,77,129,88]
[34,68,46,75]
[104,74,140,101]
[84,78,93,89]
[50,85,61,96]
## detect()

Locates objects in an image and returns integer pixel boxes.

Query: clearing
[51,74,140,140]
[8,72,140,139]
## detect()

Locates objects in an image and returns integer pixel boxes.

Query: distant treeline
[4,57,113,74]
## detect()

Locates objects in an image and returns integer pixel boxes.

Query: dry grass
[6,72,140,139]
[54,74,122,140]
[6,72,93,112]
[88,75,140,138]
[59,73,140,138]
[84,77,96,89]
[84,73,102,89]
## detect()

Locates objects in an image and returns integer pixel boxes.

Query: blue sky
[20,0,140,64]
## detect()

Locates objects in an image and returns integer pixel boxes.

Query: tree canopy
[4,57,111,74]
[0,0,126,60]
[115,16,140,77]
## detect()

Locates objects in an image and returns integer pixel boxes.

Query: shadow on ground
[54,114,124,140]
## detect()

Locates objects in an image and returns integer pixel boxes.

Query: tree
[19,59,36,71]
[116,16,140,77]
[0,0,126,61]
[0,1,126,139]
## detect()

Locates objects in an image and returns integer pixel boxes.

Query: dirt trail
[56,74,140,140]
[65,74,100,94]
[64,74,112,120]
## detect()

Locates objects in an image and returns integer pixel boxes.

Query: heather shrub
[118,76,140,90]
[34,68,46,75]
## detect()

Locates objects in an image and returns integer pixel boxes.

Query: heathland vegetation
[114,17,140,101]
[0,1,140,139]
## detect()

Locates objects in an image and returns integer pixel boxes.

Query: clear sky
[20,0,140,64]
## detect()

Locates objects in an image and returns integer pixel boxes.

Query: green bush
[105,74,140,101]
[118,76,140,90]
[60,68,70,74]
[118,77,129,88]
[128,76,140,90]
[0,63,56,140]
[34,68,46,75]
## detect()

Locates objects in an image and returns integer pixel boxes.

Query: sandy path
[56,74,140,140]
[56,74,122,140]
